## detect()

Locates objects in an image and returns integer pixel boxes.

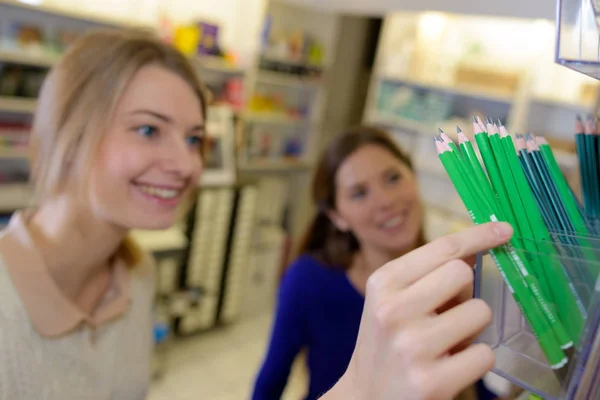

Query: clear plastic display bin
[475,234,600,399]
[556,0,600,79]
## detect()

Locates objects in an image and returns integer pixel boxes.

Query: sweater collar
[0,211,131,337]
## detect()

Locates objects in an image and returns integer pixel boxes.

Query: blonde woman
[0,29,512,400]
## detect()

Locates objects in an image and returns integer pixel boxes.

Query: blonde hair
[29,29,208,266]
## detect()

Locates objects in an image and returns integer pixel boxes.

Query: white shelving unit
[239,1,340,171]
[363,12,598,240]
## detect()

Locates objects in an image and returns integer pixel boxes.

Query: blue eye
[136,125,158,138]
[186,135,203,147]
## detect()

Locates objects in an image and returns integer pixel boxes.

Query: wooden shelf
[0,97,36,114]
[0,183,32,211]
[0,49,59,68]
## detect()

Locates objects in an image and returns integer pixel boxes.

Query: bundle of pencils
[575,115,600,230]
[434,116,600,381]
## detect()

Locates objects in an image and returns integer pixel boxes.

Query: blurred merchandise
[0,63,49,98]
[173,24,200,57]
[259,14,325,76]
[197,20,220,56]
[204,77,244,110]
[10,22,45,50]
[0,123,29,149]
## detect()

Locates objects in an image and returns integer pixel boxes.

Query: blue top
[252,254,497,400]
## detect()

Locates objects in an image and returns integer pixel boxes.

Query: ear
[325,209,350,232]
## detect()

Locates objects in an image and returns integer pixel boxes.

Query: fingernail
[492,222,513,238]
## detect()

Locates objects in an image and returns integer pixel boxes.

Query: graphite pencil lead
[497,118,503,127]
[456,125,462,133]
[438,128,444,134]
[472,116,478,123]
[577,114,583,122]
[440,131,453,144]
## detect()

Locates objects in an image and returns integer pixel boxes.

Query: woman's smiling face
[328,143,422,256]
[87,64,204,230]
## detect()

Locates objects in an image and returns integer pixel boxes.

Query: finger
[395,299,492,361]
[385,259,473,321]
[436,281,473,315]
[428,299,492,358]
[430,343,495,400]
[373,222,512,290]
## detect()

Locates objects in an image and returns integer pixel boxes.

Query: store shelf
[0,49,59,68]
[239,160,313,173]
[260,55,324,70]
[0,183,32,211]
[194,55,246,75]
[0,97,37,114]
[378,75,514,104]
[367,111,435,135]
[532,96,593,112]
[243,111,308,126]
[131,226,188,252]
[0,0,154,29]
[257,70,322,88]
[0,148,28,160]
[415,161,448,180]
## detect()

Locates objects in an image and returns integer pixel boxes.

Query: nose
[162,136,200,179]
[373,184,397,210]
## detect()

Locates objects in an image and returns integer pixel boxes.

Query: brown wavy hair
[298,125,426,269]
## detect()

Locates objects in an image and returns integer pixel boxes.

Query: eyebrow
[128,109,205,131]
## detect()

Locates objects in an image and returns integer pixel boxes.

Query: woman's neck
[28,195,127,310]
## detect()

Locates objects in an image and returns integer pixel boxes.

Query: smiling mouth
[134,183,183,200]
[379,213,408,229]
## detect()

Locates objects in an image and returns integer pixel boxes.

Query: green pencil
[474,122,518,228]
[499,127,586,343]
[436,138,568,369]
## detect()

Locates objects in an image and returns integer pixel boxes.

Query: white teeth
[137,185,180,199]
[381,216,404,229]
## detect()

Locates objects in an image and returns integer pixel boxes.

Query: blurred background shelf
[377,75,514,104]
[242,111,309,126]
[0,49,59,67]
[194,55,246,75]
[0,97,37,114]
[0,148,28,160]
[0,183,32,211]
[238,160,312,173]
[256,70,322,88]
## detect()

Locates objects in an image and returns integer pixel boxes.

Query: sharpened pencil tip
[456,125,462,133]
[438,128,443,134]
[472,116,477,123]
[497,118,502,126]
[577,114,583,122]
